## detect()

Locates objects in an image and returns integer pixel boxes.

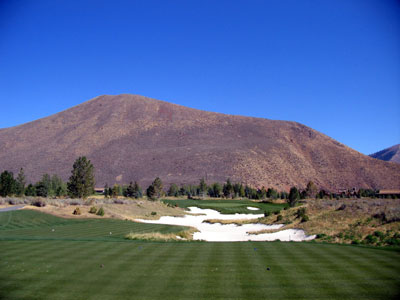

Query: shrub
[96,207,104,216]
[274,210,280,215]
[32,200,46,207]
[276,215,283,221]
[364,234,378,244]
[89,206,97,214]
[264,211,271,217]
[374,231,385,240]
[301,215,309,222]
[316,233,327,239]
[351,239,361,245]
[151,211,157,216]
[73,207,81,215]
[296,207,306,219]
[336,204,346,211]
[386,237,400,246]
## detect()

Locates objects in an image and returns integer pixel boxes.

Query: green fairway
[1,210,399,300]
[163,198,286,214]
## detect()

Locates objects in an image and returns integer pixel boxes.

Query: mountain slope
[0,94,399,190]
[370,144,400,164]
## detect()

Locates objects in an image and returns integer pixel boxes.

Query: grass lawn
[1,209,399,300]
[162,198,286,214]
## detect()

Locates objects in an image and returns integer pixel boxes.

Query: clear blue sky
[0,0,399,155]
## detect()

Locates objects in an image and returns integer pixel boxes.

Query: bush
[276,215,283,221]
[89,206,97,214]
[151,211,157,216]
[386,237,400,246]
[96,207,104,216]
[316,233,327,239]
[32,200,46,207]
[301,215,309,222]
[374,231,385,240]
[73,207,81,215]
[296,207,306,219]
[264,211,271,217]
[364,234,378,244]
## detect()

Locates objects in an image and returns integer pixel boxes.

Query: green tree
[147,177,163,200]
[67,156,95,199]
[15,168,26,197]
[267,188,278,199]
[305,181,318,198]
[288,187,300,207]
[51,175,67,197]
[146,184,156,200]
[124,182,141,198]
[211,182,222,198]
[24,184,36,196]
[104,184,109,197]
[0,170,16,197]
[168,183,179,197]
[199,178,207,198]
[223,179,234,198]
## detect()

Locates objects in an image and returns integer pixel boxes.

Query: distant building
[376,190,400,198]
[94,187,105,195]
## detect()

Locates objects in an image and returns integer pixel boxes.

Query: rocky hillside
[0,94,399,191]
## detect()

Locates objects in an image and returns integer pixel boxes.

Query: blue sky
[0,0,399,155]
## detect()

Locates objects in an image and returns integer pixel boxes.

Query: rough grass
[125,228,197,241]
[245,198,400,246]
[0,209,400,299]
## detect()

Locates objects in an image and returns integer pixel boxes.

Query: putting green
[0,209,399,300]
[163,199,286,214]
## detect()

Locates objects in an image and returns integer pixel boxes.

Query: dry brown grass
[21,198,186,220]
[245,198,400,244]
[125,227,197,241]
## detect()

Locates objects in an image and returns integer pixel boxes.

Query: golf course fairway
[1,209,399,299]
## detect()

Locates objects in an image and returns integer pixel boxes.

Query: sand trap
[247,206,260,211]
[136,206,315,242]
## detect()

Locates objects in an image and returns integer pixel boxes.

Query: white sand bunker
[247,206,260,211]
[136,207,316,242]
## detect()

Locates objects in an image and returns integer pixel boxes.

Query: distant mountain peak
[370,144,400,164]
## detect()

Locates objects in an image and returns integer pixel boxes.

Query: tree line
[0,157,383,201]
[0,157,94,199]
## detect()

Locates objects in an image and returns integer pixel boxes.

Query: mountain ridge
[370,144,400,164]
[0,94,399,191]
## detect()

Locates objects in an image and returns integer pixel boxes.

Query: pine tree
[15,168,26,197]
[147,177,163,200]
[168,183,179,197]
[199,178,207,198]
[124,182,135,198]
[67,156,95,199]
[288,187,300,207]
[0,170,16,197]
[223,179,234,198]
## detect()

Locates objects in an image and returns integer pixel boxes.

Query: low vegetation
[125,228,197,241]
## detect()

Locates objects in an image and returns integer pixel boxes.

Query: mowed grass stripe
[249,242,289,299]
[154,243,203,299]
[320,244,400,299]
[288,243,346,299]
[303,243,385,299]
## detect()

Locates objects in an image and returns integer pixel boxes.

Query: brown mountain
[370,144,400,164]
[1,94,399,191]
